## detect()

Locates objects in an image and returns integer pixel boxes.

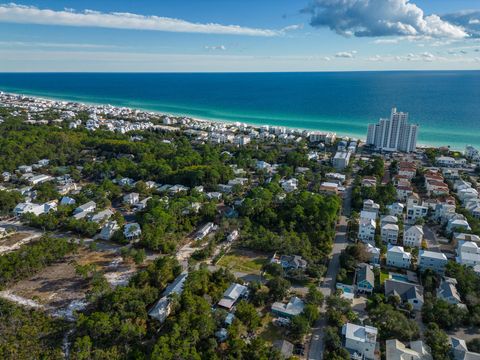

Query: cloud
[303,0,467,39]
[204,45,227,51]
[373,38,399,44]
[443,10,480,38]
[0,3,281,37]
[0,40,118,49]
[335,51,357,58]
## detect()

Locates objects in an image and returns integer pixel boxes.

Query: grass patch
[217,251,268,275]
[380,269,389,284]
[258,313,287,344]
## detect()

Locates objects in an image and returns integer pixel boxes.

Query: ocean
[0,71,479,149]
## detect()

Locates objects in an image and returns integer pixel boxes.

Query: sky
[0,0,479,71]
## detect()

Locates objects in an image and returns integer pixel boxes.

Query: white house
[359,218,376,243]
[218,283,248,310]
[382,223,400,245]
[406,205,428,224]
[366,243,381,265]
[447,219,471,234]
[123,192,140,205]
[364,199,380,214]
[124,223,142,241]
[381,215,398,227]
[29,174,53,186]
[418,250,448,273]
[99,221,119,240]
[342,323,378,360]
[386,245,411,269]
[456,241,480,267]
[403,225,424,248]
[387,202,405,217]
[73,201,96,220]
[280,178,298,193]
[386,340,432,360]
[195,222,215,241]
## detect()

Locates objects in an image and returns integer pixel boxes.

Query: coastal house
[99,221,119,240]
[403,225,424,248]
[406,205,428,224]
[456,241,480,267]
[73,201,96,220]
[342,323,378,360]
[29,174,53,186]
[437,277,466,308]
[387,202,405,217]
[381,223,400,245]
[386,245,411,269]
[270,253,307,270]
[273,340,294,359]
[60,196,76,206]
[447,218,471,234]
[218,283,248,310]
[271,296,305,318]
[280,178,298,193]
[418,250,448,273]
[195,222,215,241]
[451,337,480,360]
[366,243,381,265]
[364,199,380,215]
[123,223,142,241]
[384,279,424,311]
[386,340,432,360]
[149,272,188,323]
[359,218,376,244]
[90,209,114,224]
[123,192,140,205]
[356,263,375,294]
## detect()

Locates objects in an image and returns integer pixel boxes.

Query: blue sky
[0,0,479,71]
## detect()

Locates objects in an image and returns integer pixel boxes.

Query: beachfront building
[366,108,418,153]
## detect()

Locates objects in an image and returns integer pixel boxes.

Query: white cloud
[0,40,117,49]
[303,0,467,39]
[373,38,399,44]
[0,3,282,37]
[335,51,356,58]
[204,45,227,51]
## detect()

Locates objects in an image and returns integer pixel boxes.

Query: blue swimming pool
[390,273,409,282]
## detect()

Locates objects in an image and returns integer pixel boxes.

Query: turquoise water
[0,72,479,149]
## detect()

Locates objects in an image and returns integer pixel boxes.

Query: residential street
[308,182,351,359]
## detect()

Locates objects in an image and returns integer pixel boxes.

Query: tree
[235,300,260,331]
[424,323,451,360]
[266,276,290,301]
[291,315,310,340]
[262,262,283,277]
[305,284,324,306]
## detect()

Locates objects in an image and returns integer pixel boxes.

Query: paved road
[308,182,352,360]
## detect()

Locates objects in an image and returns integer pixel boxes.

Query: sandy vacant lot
[1,245,137,320]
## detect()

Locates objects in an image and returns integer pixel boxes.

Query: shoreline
[0,88,464,150]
